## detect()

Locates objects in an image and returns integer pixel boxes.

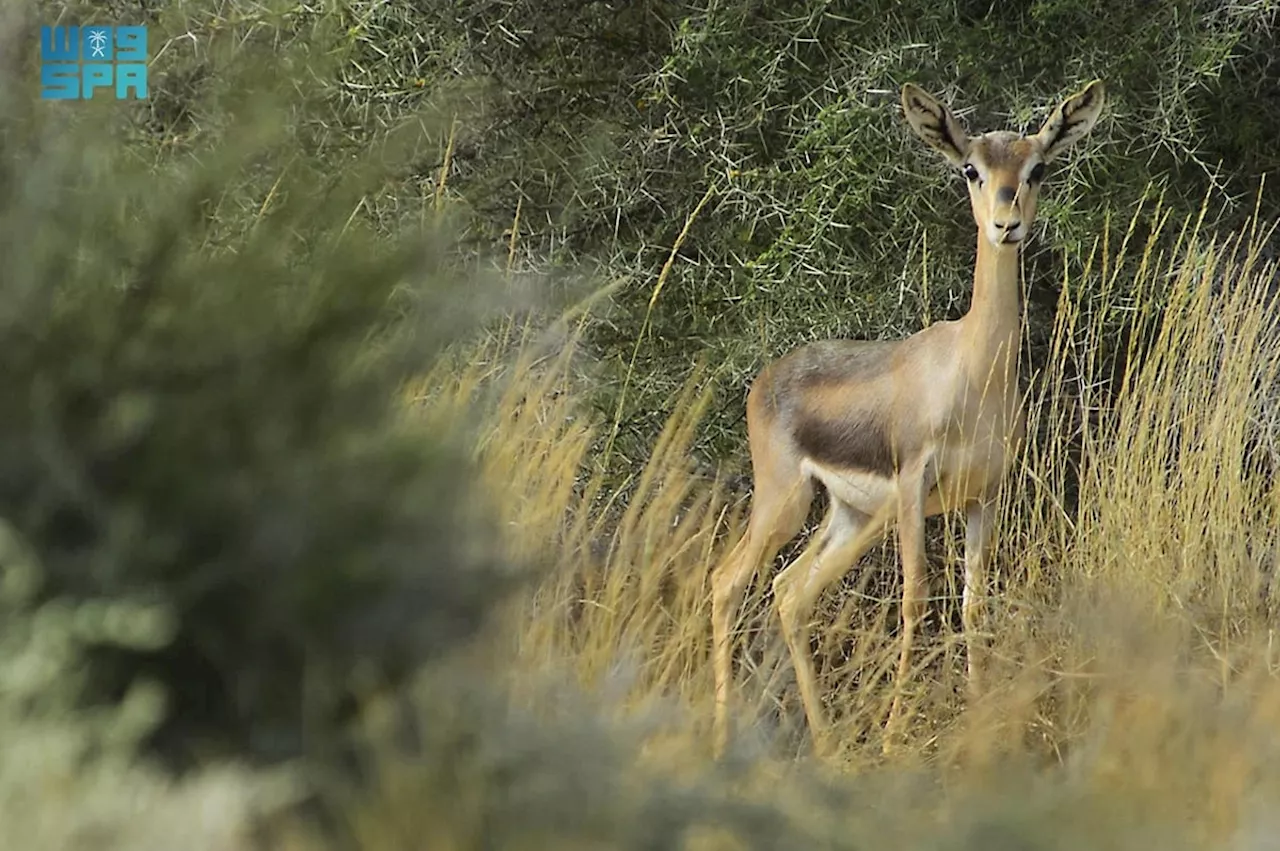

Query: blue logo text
[40,25,148,100]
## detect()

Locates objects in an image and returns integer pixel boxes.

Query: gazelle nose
[994,219,1017,231]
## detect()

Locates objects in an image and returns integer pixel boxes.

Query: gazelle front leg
[884,465,932,751]
[963,498,997,697]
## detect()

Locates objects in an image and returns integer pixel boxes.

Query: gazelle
[710,80,1105,755]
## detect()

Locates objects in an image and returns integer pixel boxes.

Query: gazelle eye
[962,163,980,182]
[1028,162,1046,183]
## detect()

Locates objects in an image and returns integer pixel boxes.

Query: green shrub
[0,6,515,768]
[333,0,1280,472]
[0,518,303,850]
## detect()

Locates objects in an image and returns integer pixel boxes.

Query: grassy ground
[343,199,1280,849]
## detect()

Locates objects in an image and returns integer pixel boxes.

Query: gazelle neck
[960,234,1022,376]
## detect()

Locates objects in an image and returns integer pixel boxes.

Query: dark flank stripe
[794,410,897,477]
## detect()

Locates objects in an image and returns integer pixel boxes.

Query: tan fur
[710,81,1105,757]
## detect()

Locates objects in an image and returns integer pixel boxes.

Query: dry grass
[381,198,1280,848]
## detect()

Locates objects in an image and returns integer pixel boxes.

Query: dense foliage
[329,0,1280,468]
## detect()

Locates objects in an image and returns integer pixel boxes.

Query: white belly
[799,459,896,516]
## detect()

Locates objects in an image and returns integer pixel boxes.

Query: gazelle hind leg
[711,470,812,757]
[773,498,893,755]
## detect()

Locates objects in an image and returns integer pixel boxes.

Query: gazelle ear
[1034,80,1106,162]
[901,83,970,166]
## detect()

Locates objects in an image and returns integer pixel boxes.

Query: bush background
[333,0,1279,469]
[50,0,1277,470]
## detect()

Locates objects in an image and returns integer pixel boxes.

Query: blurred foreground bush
[0,9,516,769]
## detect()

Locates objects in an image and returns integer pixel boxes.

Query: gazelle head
[901,80,1105,249]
